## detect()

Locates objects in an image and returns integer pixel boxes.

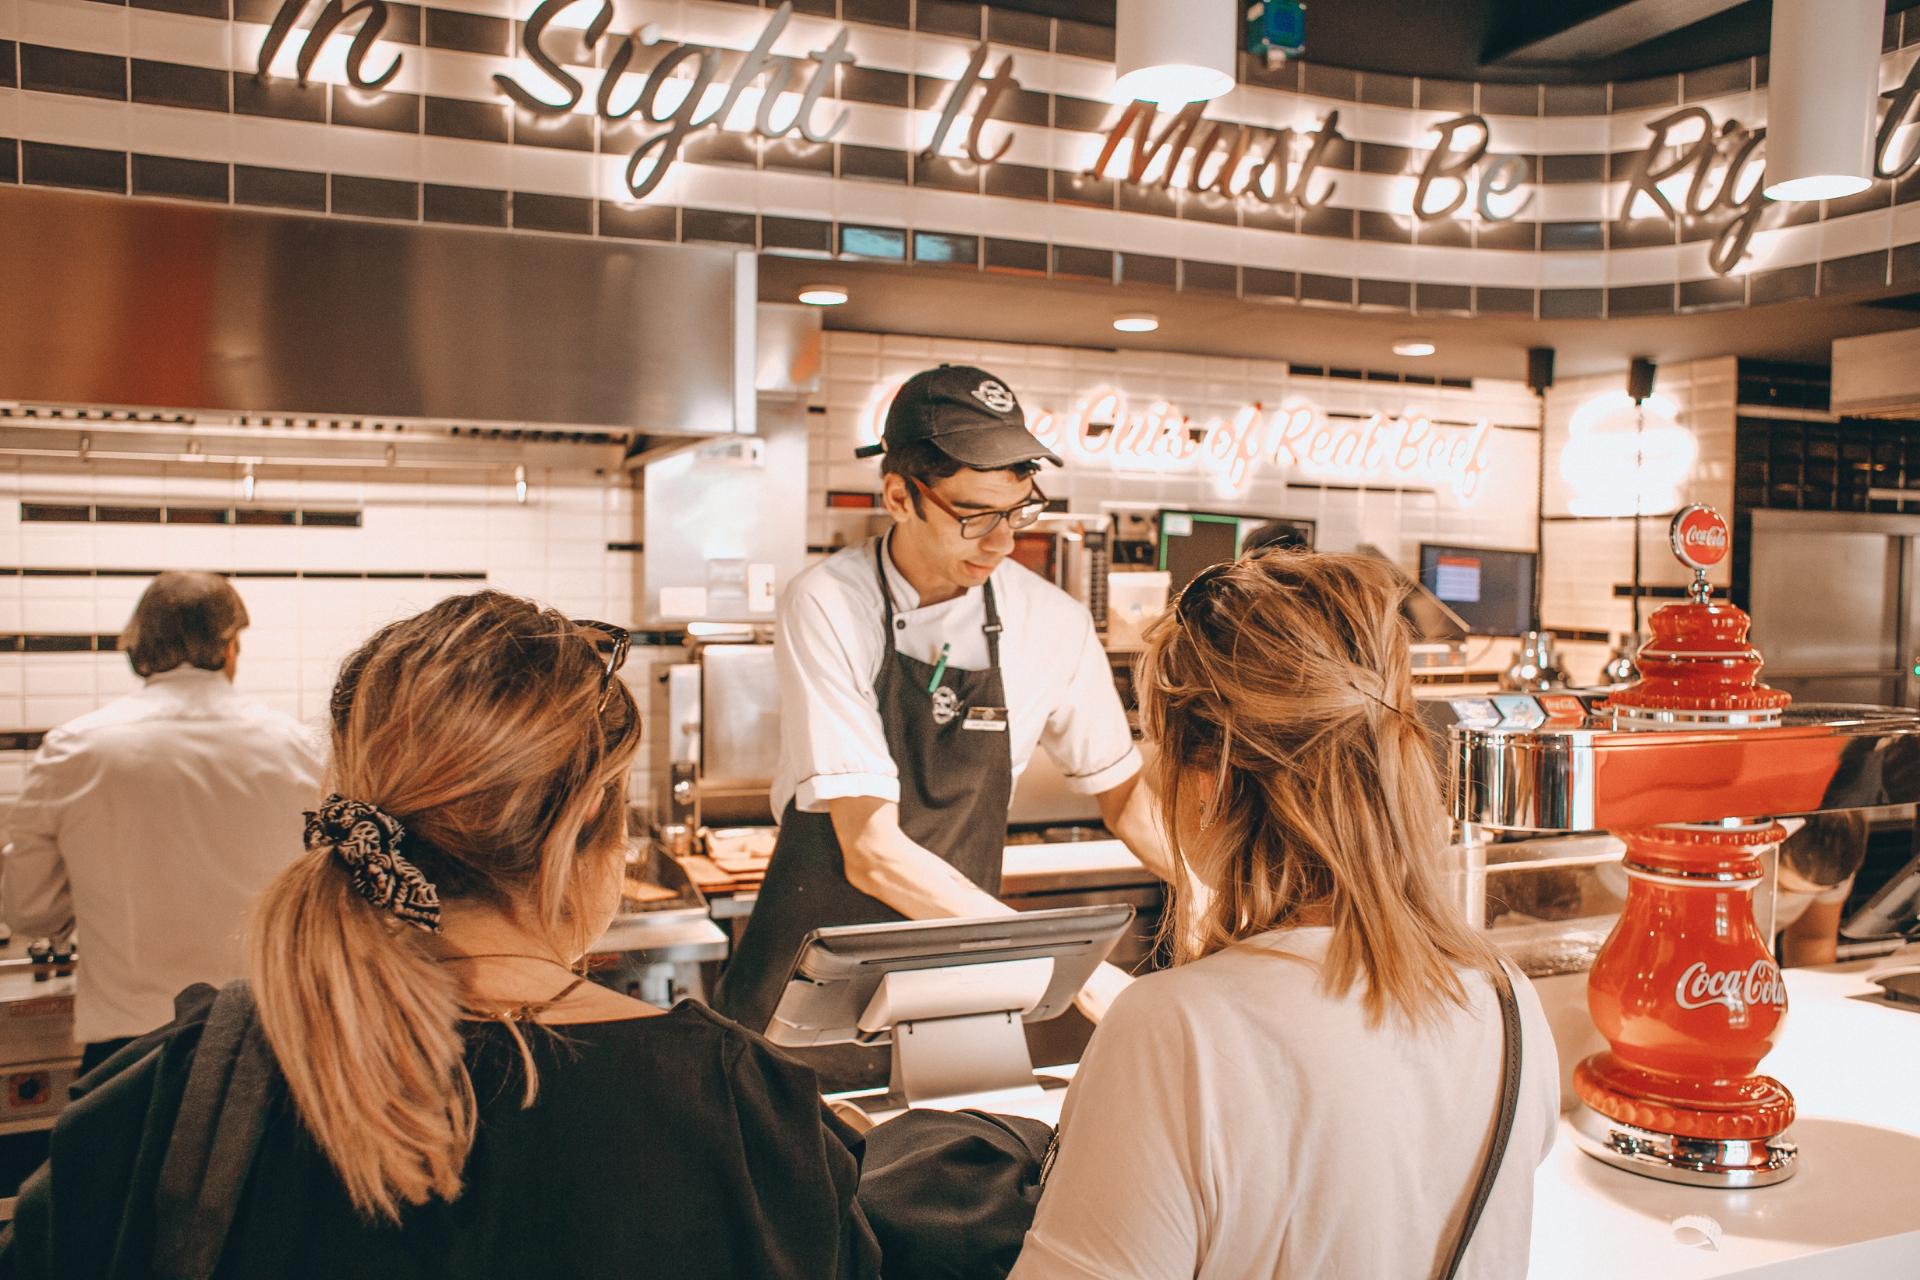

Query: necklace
[437,952,591,1023]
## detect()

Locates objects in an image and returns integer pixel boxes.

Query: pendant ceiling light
[1113,0,1235,104]
[1762,0,1882,202]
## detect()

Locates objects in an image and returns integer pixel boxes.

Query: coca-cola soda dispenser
[1450,505,1920,1187]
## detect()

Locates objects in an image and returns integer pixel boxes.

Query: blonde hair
[247,590,641,1222]
[1137,551,1498,1025]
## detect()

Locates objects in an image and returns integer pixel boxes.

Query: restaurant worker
[2,572,322,1072]
[715,366,1172,1034]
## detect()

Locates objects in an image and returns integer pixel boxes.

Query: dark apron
[714,537,1015,1049]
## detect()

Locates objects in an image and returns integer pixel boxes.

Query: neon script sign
[865,384,1492,501]
[256,0,1920,276]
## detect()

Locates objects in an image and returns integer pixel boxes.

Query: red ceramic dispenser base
[1575,818,1798,1187]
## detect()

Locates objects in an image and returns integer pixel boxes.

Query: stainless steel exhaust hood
[0,189,755,453]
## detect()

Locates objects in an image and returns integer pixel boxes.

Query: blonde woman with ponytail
[1012,553,1559,1280]
[5,591,880,1280]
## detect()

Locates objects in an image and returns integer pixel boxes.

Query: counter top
[1529,960,1920,1279]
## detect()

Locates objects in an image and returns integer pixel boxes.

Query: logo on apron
[931,686,961,725]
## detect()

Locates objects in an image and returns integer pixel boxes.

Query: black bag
[0,981,275,1280]
[856,1108,1052,1280]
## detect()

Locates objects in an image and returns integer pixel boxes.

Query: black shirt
[5,1000,881,1280]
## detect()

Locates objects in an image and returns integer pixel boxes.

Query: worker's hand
[1072,960,1134,1025]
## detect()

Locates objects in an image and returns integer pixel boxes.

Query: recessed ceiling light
[798,284,849,306]
[1113,312,1160,333]
[1392,338,1437,357]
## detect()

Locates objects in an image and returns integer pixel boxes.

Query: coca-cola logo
[1670,504,1731,571]
[1674,959,1787,1012]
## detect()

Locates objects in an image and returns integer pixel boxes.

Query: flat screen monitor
[1158,511,1316,599]
[1418,543,1537,637]
[763,905,1134,1048]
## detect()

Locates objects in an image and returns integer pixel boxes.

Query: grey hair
[121,571,249,677]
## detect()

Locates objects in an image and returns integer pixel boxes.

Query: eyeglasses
[573,619,631,712]
[909,478,1049,540]
[1175,562,1232,625]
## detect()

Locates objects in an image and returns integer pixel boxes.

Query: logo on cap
[1670,504,1730,571]
[971,380,1016,414]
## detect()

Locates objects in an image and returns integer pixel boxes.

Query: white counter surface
[1528,961,1920,1279]
[1000,840,1141,878]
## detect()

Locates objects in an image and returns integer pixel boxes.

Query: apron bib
[714,537,1015,1042]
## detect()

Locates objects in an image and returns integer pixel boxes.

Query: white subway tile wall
[0,457,645,814]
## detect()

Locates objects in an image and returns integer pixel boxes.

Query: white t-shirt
[1012,927,1560,1280]
[771,536,1141,817]
[2,669,323,1043]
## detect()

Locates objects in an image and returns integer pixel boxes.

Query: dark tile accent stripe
[23,143,126,193]
[332,86,420,133]
[606,541,644,553]
[0,732,48,753]
[1054,18,1112,61]
[1051,245,1111,281]
[515,191,593,234]
[332,174,419,219]
[132,0,226,16]
[425,94,507,143]
[235,164,325,211]
[17,634,116,653]
[984,237,1046,274]
[764,215,832,253]
[19,503,364,526]
[683,207,754,244]
[918,0,980,39]
[132,58,228,111]
[839,144,907,183]
[987,8,1050,50]
[841,66,909,108]
[512,107,593,151]
[598,201,675,240]
[233,73,326,122]
[842,0,908,29]
[423,7,509,55]
[426,183,508,227]
[20,44,126,101]
[133,154,229,201]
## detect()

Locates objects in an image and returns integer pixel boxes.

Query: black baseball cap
[854,364,1063,468]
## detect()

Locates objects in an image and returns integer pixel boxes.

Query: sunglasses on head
[573,619,631,713]
[1175,562,1233,626]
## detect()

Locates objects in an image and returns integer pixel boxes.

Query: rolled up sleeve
[778,586,899,813]
[1041,616,1141,796]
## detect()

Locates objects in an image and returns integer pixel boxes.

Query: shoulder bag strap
[152,980,278,1280]
[1437,963,1524,1280]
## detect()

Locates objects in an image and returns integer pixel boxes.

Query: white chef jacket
[772,537,1141,818]
[2,668,323,1043]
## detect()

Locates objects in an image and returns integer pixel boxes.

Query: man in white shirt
[2,571,322,1070]
[713,365,1175,1043]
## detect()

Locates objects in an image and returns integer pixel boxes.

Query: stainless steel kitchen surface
[1748,510,1920,708]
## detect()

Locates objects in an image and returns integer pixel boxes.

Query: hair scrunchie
[304,795,442,933]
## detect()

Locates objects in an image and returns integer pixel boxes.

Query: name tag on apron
[963,705,1009,732]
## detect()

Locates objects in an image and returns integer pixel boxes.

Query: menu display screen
[1419,543,1536,636]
